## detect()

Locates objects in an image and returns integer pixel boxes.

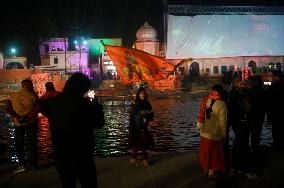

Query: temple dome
[136,22,158,42]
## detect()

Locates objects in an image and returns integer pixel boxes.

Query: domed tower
[134,22,160,56]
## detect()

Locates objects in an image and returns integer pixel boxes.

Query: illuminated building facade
[98,39,122,76]
[38,38,89,72]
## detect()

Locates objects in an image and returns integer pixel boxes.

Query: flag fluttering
[103,44,191,85]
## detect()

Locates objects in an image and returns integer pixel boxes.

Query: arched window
[54,57,58,64]
[189,62,200,77]
[5,62,25,69]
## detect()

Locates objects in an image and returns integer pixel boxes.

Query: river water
[0,97,272,164]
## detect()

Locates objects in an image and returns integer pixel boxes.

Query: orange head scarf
[197,89,221,124]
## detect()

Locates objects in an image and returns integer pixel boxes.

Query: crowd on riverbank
[0,68,283,185]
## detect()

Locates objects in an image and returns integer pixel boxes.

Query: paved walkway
[1,147,284,188]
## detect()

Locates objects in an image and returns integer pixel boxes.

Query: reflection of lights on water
[103,100,131,106]
[1,97,273,163]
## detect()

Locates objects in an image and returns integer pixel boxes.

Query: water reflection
[0,97,273,165]
[149,98,201,152]
[94,103,129,157]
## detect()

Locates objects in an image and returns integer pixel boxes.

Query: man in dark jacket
[42,72,103,188]
[267,70,284,151]
[246,76,266,177]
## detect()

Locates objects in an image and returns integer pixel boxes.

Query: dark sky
[0,0,283,63]
[0,0,164,61]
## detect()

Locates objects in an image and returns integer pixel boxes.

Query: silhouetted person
[41,72,103,188]
[219,87,231,172]
[267,70,284,151]
[39,82,60,113]
[230,80,252,174]
[8,79,39,173]
[246,76,266,177]
[40,82,60,101]
[230,77,266,178]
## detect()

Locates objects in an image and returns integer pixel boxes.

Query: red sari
[200,137,225,171]
[198,90,225,171]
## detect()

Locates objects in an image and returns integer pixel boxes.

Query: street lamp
[74,37,88,71]
[11,48,16,57]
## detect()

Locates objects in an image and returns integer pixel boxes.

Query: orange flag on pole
[103,44,191,85]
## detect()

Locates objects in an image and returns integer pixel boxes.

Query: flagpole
[168,58,193,77]
[100,40,105,46]
[126,84,134,102]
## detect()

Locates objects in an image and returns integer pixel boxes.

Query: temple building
[134,22,165,57]
[132,22,183,91]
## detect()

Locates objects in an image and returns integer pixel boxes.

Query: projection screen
[166,14,284,59]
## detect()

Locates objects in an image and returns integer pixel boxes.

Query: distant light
[83,40,87,45]
[264,81,271,86]
[11,48,16,53]
[87,90,95,99]
[74,40,78,44]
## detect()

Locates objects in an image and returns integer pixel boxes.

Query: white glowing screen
[167,14,284,59]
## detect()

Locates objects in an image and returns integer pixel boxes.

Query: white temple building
[134,22,165,57]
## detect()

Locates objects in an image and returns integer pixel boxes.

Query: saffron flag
[103,44,191,85]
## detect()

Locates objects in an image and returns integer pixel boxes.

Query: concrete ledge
[1,148,284,188]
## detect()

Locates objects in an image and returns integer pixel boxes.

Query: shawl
[197,90,221,124]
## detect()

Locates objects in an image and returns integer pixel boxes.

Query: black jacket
[129,99,154,149]
[43,93,102,160]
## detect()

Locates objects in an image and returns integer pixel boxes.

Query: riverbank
[0,89,210,111]
[1,146,283,188]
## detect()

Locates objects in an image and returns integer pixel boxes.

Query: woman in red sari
[197,85,227,178]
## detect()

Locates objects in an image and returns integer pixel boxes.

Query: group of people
[8,79,62,174]
[7,72,154,188]
[197,69,284,179]
[7,69,284,186]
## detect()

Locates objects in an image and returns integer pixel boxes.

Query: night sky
[0,0,283,64]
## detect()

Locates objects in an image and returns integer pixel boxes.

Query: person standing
[267,70,284,151]
[197,85,227,178]
[41,72,103,188]
[245,76,266,176]
[39,82,60,102]
[129,87,154,167]
[8,79,39,173]
[230,80,252,175]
